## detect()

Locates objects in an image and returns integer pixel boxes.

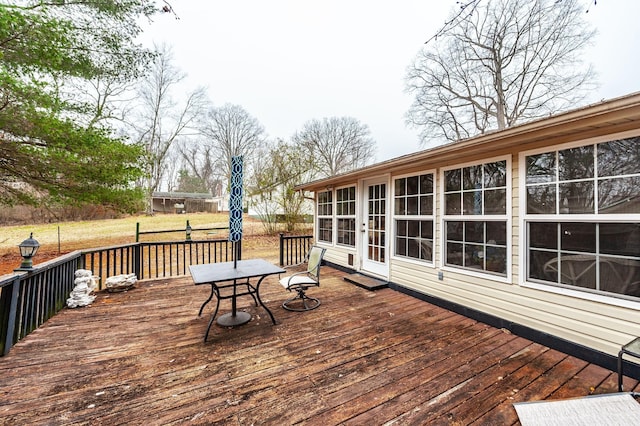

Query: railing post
[135,222,140,242]
[279,233,284,266]
[2,276,22,356]
[134,243,142,280]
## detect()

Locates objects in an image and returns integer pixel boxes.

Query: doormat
[343,273,388,291]
[513,392,640,426]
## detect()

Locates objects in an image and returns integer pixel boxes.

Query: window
[445,221,507,274]
[443,160,508,275]
[525,136,640,299]
[317,190,333,243]
[336,186,356,247]
[394,173,434,262]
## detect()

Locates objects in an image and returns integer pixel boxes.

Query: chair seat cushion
[280,275,318,289]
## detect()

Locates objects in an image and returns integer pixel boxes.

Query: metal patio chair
[279,246,326,311]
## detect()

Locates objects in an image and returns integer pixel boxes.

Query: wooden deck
[1,264,638,425]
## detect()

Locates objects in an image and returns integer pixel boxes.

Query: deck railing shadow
[0,234,312,356]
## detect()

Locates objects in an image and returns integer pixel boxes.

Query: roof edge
[296,91,640,191]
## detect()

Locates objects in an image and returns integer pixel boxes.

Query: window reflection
[527,136,640,216]
[463,165,482,190]
[447,221,463,241]
[526,152,556,184]
[420,195,432,215]
[406,176,418,195]
[558,181,594,214]
[395,178,405,196]
[527,185,556,214]
[463,191,482,215]
[484,189,506,214]
[395,197,405,215]
[558,145,593,181]
[420,174,433,194]
[598,138,640,177]
[446,160,507,215]
[445,169,461,192]
[484,161,507,188]
[446,193,461,215]
[598,176,640,214]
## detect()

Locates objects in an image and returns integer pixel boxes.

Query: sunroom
[296,92,640,374]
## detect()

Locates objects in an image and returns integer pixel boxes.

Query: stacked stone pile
[67,269,98,308]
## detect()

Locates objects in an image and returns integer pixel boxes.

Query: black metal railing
[135,221,229,242]
[1,252,80,356]
[0,238,239,356]
[279,234,313,266]
[80,239,238,284]
[136,240,237,279]
[81,243,137,283]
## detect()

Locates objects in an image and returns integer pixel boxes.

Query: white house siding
[392,257,640,357]
[302,93,640,360]
[388,138,640,359]
[318,243,356,270]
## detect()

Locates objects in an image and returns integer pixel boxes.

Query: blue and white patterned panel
[229,156,243,242]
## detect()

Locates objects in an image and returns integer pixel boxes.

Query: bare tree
[179,139,222,196]
[247,140,315,233]
[132,44,209,213]
[292,117,376,178]
[198,104,266,185]
[406,0,597,146]
[163,148,183,192]
[82,76,139,130]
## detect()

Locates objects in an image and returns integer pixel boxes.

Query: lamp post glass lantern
[186,220,192,241]
[17,232,40,270]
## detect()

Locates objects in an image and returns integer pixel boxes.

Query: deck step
[343,273,388,291]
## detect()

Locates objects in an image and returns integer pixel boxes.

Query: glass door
[361,179,388,277]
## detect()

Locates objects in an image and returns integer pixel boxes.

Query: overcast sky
[140,0,640,162]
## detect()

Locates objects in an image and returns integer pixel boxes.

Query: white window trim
[335,184,358,249]
[391,170,436,267]
[518,129,640,309]
[316,189,334,246]
[440,155,512,283]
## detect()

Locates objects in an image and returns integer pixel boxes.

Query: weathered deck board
[0,264,637,425]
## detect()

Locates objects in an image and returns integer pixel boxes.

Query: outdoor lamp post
[186,220,192,241]
[16,233,40,271]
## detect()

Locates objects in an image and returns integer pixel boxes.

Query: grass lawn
[0,213,237,253]
[0,213,307,275]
